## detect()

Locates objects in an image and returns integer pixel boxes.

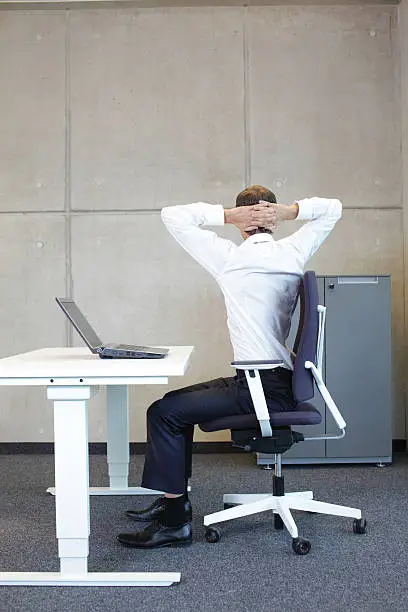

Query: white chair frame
[203,304,365,554]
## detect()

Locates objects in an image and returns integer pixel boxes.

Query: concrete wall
[0,5,403,442]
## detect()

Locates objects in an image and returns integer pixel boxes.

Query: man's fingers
[252,207,277,216]
[236,202,278,232]
[253,202,273,211]
[253,210,277,218]
[252,212,277,225]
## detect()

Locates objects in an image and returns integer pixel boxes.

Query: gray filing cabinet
[258,275,393,466]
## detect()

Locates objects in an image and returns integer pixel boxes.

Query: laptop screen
[56,298,103,352]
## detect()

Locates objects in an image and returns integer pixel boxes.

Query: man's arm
[265,197,342,263]
[161,202,277,277]
[161,203,233,278]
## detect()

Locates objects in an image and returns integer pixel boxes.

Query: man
[117,186,342,549]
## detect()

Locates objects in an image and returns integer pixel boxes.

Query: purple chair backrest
[292,271,319,403]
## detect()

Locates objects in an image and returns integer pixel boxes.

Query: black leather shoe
[126,497,192,523]
[117,521,192,549]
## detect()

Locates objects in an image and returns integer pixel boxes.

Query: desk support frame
[47,381,164,497]
[0,383,180,587]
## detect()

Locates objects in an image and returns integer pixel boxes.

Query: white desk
[0,346,194,587]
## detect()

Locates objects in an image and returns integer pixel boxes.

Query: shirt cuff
[295,198,316,221]
[198,203,225,226]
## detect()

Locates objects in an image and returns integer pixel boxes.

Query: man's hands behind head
[224,202,278,232]
[258,200,299,222]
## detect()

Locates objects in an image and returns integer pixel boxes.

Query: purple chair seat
[199,402,322,433]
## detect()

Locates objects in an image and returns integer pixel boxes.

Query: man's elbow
[160,206,171,223]
[160,205,188,235]
[331,198,342,222]
[161,206,176,228]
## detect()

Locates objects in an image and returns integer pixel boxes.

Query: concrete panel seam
[71,209,164,215]
[0,207,403,216]
[65,9,73,346]
[243,5,250,188]
[0,3,402,10]
[398,0,408,439]
[70,206,403,214]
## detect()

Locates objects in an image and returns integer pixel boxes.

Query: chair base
[204,491,362,540]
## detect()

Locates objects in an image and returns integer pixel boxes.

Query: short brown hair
[236,185,277,235]
[236,185,276,208]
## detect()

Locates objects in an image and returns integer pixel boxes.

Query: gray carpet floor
[0,452,408,612]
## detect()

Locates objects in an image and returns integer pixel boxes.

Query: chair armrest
[231,360,284,370]
[316,305,326,373]
[305,361,346,430]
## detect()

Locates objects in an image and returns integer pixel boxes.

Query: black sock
[163,496,190,527]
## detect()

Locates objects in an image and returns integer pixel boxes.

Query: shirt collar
[244,232,275,245]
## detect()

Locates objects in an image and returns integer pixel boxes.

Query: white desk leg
[0,384,180,586]
[51,386,91,574]
[106,385,130,490]
[88,384,163,496]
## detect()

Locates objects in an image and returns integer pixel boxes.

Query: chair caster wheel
[274,514,284,530]
[292,537,311,555]
[353,518,367,534]
[205,526,221,543]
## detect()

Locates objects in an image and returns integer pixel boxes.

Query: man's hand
[258,200,299,222]
[224,202,278,232]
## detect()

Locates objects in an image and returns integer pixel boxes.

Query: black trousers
[141,368,296,494]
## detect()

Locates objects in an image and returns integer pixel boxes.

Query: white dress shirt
[161,197,342,370]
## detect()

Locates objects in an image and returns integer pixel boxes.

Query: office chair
[199,271,366,555]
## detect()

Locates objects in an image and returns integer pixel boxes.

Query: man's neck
[244,228,273,240]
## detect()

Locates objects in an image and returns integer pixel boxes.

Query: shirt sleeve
[161,202,236,278]
[279,197,342,264]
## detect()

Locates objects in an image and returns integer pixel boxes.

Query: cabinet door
[325,276,392,458]
[283,276,326,459]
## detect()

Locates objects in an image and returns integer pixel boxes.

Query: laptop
[56,298,169,359]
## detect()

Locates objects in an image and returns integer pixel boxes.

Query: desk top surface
[0,346,194,382]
